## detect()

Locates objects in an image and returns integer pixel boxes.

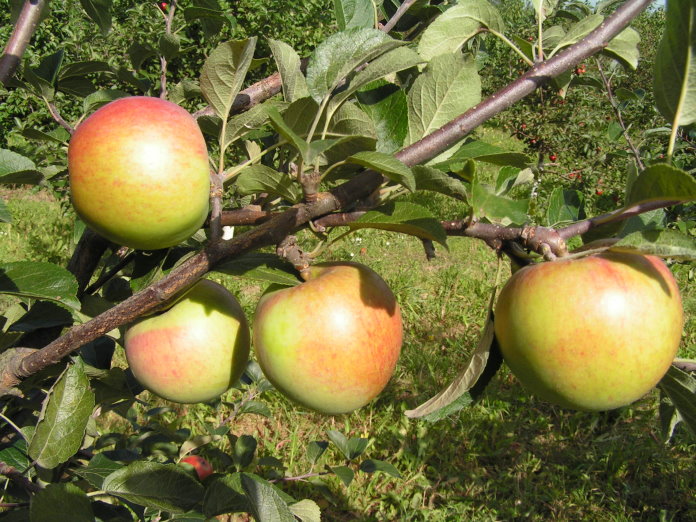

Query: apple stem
[277,236,312,278]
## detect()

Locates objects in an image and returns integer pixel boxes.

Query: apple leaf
[333,0,375,30]
[30,483,94,522]
[329,465,355,487]
[0,200,11,223]
[79,0,112,35]
[203,473,248,517]
[359,459,402,478]
[549,14,603,57]
[223,101,275,150]
[405,305,499,420]
[268,39,309,103]
[234,165,302,204]
[234,435,257,468]
[289,499,322,522]
[627,164,696,205]
[0,437,29,473]
[653,0,696,126]
[495,167,534,196]
[546,188,586,227]
[405,53,481,147]
[345,151,415,192]
[348,201,448,247]
[29,361,95,469]
[418,0,506,61]
[0,261,80,309]
[74,453,124,490]
[609,230,696,260]
[471,178,529,226]
[200,38,257,121]
[103,461,204,513]
[214,253,300,287]
[0,149,44,185]
[241,473,296,522]
[412,165,470,201]
[306,441,329,464]
[327,430,369,461]
[356,80,408,154]
[657,366,696,439]
[432,140,531,170]
[306,28,403,103]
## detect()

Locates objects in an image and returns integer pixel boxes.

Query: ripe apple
[124,279,250,403]
[252,262,403,415]
[179,456,213,480]
[68,96,210,250]
[494,252,683,411]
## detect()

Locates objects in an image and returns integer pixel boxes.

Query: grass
[2,185,695,521]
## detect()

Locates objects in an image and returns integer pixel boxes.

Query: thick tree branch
[0,0,653,393]
[0,0,46,85]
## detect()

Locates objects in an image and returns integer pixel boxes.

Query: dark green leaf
[35,50,64,85]
[234,435,257,468]
[265,105,310,160]
[238,400,273,418]
[348,201,448,247]
[0,200,11,223]
[545,188,586,227]
[328,465,354,487]
[471,179,529,225]
[0,261,80,309]
[359,459,401,478]
[30,483,94,522]
[653,0,696,125]
[495,166,534,195]
[327,430,368,460]
[21,127,70,144]
[234,165,302,203]
[657,366,696,438]
[627,164,696,205]
[128,41,156,71]
[82,89,129,113]
[241,473,296,522]
[29,361,95,469]
[223,102,273,149]
[0,437,29,472]
[0,149,43,185]
[356,80,408,154]
[345,151,415,191]
[203,473,248,517]
[79,0,112,34]
[433,140,530,170]
[412,165,469,201]
[609,230,696,260]
[307,441,329,464]
[74,453,124,489]
[603,27,640,70]
[8,301,73,332]
[103,461,204,513]
[159,33,181,61]
[333,0,375,30]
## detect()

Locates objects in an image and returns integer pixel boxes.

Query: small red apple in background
[549,154,557,162]
[180,456,213,480]
[494,252,683,411]
[125,280,250,403]
[253,262,403,415]
[68,96,210,250]
[596,189,604,195]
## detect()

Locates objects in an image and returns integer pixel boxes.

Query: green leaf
[103,461,204,513]
[0,200,11,223]
[411,165,469,201]
[417,0,505,61]
[265,105,311,160]
[241,473,296,522]
[307,441,329,464]
[627,164,696,205]
[289,499,322,522]
[348,201,448,247]
[200,38,258,121]
[223,101,273,149]
[30,483,94,522]
[79,0,112,34]
[405,311,496,419]
[432,140,530,170]
[128,41,156,71]
[82,89,129,113]
[306,28,403,102]
[269,39,309,103]
[203,473,248,517]
[471,179,529,225]
[495,166,534,196]
[609,230,696,260]
[29,361,95,469]
[549,14,603,56]
[234,435,257,468]
[658,366,696,438]
[356,80,408,153]
[333,0,375,30]
[74,453,124,489]
[159,32,181,61]
[532,0,559,23]
[234,165,302,203]
[359,459,402,478]
[327,430,369,460]
[653,0,696,125]
[327,46,424,116]
[406,53,481,147]
[215,252,299,287]
[0,261,80,309]
[0,149,43,185]
[545,188,586,227]
[602,27,640,70]
[329,465,355,487]
[0,437,29,472]
[345,151,415,191]
[184,2,231,41]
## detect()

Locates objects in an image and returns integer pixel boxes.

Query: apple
[252,262,403,414]
[179,456,213,480]
[124,279,250,403]
[68,96,210,250]
[494,252,683,411]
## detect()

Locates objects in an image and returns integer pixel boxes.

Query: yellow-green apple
[125,280,250,403]
[494,252,683,411]
[179,456,213,480]
[253,262,403,415]
[68,96,210,250]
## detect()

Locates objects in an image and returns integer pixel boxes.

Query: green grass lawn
[1,185,695,521]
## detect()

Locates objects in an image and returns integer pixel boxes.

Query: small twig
[276,235,311,276]
[46,101,75,134]
[0,0,46,84]
[83,252,136,296]
[673,360,696,373]
[0,462,40,494]
[382,0,419,33]
[208,170,224,242]
[270,470,330,483]
[68,229,113,297]
[595,59,644,170]
[159,0,177,99]
[421,239,436,261]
